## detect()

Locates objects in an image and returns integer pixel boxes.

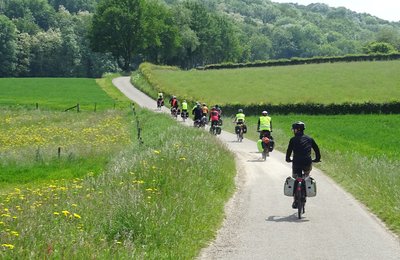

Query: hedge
[198,53,400,70]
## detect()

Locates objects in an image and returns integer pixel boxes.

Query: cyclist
[157,92,164,107]
[169,95,179,109]
[234,108,245,124]
[286,121,321,209]
[181,100,188,116]
[192,103,203,122]
[209,106,220,128]
[234,108,247,134]
[202,103,209,117]
[257,110,272,139]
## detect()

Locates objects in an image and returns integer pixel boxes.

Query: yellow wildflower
[10,231,19,237]
[53,212,60,216]
[153,150,161,154]
[73,213,81,219]
[1,244,14,250]
[62,210,70,216]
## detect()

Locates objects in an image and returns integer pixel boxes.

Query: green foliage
[2,0,400,74]
[0,15,17,76]
[363,42,397,54]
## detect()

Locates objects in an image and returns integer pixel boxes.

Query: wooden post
[77,103,80,112]
[94,102,97,112]
[58,147,61,159]
[36,103,39,109]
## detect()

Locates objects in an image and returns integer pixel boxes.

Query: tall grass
[0,109,236,258]
[222,114,400,234]
[142,61,400,105]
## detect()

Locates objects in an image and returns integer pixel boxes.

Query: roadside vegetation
[134,63,400,235]
[0,76,237,257]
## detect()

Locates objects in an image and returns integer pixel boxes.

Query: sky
[272,0,400,22]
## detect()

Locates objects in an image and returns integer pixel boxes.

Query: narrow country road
[112,77,400,260]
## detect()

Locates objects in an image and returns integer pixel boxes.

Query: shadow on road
[266,215,309,223]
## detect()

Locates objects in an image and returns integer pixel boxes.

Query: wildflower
[10,231,19,237]
[153,150,161,154]
[61,210,70,216]
[72,204,78,207]
[179,157,186,161]
[73,213,81,219]
[1,244,14,250]
[53,212,60,216]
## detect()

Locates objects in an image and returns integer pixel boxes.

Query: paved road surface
[113,77,400,260]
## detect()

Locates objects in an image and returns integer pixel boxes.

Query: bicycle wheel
[297,190,303,219]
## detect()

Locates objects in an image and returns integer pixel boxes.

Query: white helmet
[262,110,268,115]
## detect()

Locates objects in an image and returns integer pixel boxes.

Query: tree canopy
[1,0,400,77]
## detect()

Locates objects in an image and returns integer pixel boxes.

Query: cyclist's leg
[303,164,312,178]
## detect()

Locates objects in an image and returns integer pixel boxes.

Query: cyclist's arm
[286,139,294,162]
[312,139,321,162]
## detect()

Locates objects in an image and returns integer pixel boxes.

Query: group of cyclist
[156,94,321,209]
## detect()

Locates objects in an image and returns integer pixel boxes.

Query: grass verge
[0,108,236,258]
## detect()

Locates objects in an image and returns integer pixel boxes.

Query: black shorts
[292,164,312,178]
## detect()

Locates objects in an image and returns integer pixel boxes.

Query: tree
[363,41,396,54]
[90,0,144,71]
[0,15,17,76]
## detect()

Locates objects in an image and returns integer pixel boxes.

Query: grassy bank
[222,114,400,234]
[0,108,236,258]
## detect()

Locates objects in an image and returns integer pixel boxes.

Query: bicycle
[289,161,319,219]
[157,99,164,110]
[170,107,178,119]
[209,121,221,135]
[235,123,245,142]
[181,110,188,122]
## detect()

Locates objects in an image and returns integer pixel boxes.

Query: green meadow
[139,61,400,105]
[0,77,126,110]
[0,75,236,258]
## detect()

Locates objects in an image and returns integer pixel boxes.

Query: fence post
[94,102,97,112]
[58,147,61,159]
[77,103,80,112]
[36,103,39,110]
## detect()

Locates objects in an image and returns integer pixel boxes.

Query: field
[0,77,128,110]
[0,76,237,258]
[141,61,400,106]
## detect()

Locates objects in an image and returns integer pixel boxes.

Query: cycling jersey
[286,133,321,166]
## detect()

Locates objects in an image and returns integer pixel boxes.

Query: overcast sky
[272,0,400,22]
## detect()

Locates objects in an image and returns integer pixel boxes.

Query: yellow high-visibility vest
[259,116,271,131]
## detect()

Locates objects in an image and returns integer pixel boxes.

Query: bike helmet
[173,95,176,98]
[292,121,305,131]
[262,110,268,115]
[238,109,243,113]
[202,103,206,106]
